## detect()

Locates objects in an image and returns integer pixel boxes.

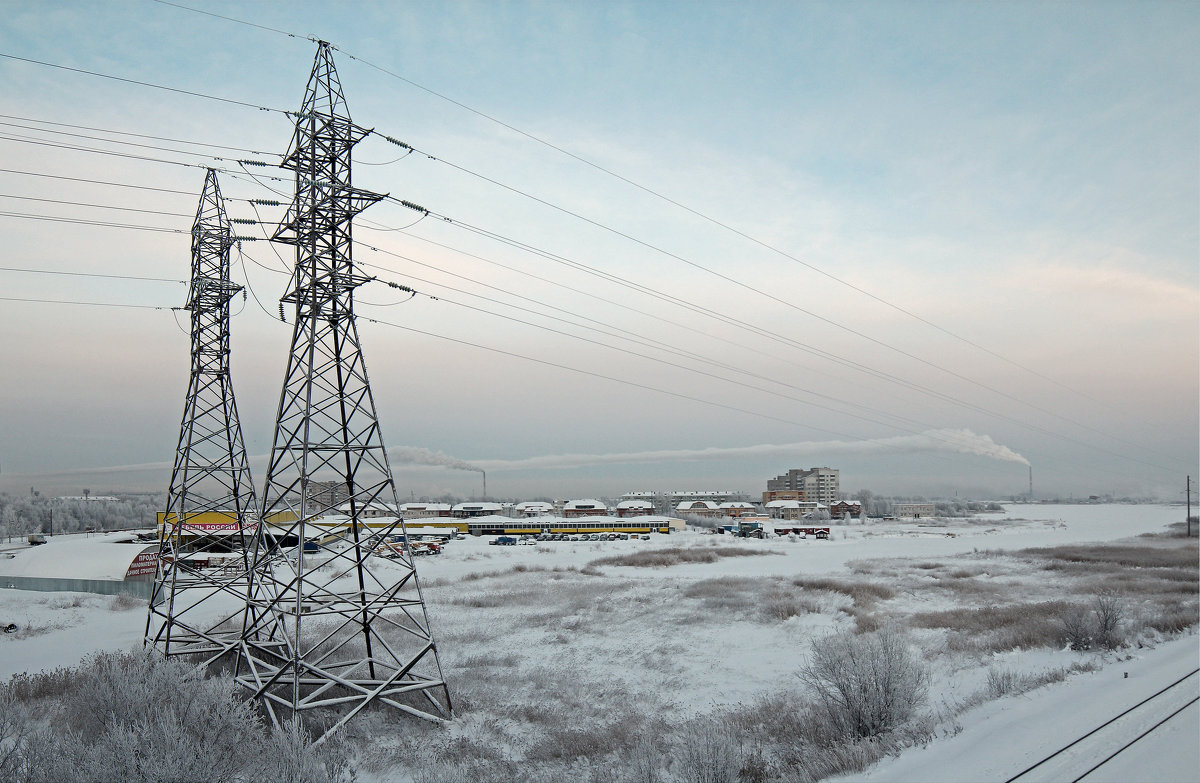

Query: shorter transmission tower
[146,169,258,665]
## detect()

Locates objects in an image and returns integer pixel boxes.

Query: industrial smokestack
[482,470,487,501]
[1029,465,1033,501]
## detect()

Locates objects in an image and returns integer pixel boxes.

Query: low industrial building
[0,531,160,598]
[829,500,864,518]
[563,499,608,517]
[675,500,722,517]
[452,502,504,518]
[764,500,827,520]
[616,500,654,517]
[894,503,937,519]
[514,501,554,517]
[399,503,453,518]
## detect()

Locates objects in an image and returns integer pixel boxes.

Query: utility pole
[239,42,450,741]
[146,169,259,665]
[1188,475,1194,537]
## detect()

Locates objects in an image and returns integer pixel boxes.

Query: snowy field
[1,503,1196,782]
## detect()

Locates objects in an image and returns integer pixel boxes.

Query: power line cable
[0,209,186,234]
[0,52,289,115]
[362,313,859,435]
[2,47,1177,471]
[359,269,927,438]
[355,247,944,436]
[388,194,1145,456]
[384,198,1178,470]
[0,133,289,183]
[0,265,186,284]
[0,121,280,165]
[1,43,1157,451]
[0,29,1137,418]
[0,113,278,156]
[0,167,196,196]
[0,295,178,310]
[0,192,193,218]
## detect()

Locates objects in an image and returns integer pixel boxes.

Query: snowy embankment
[1,503,1196,782]
[836,636,1199,783]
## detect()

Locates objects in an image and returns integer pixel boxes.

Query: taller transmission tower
[238,42,451,738]
[146,169,258,664]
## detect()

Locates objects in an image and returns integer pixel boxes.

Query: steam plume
[388,446,485,474]
[475,428,1029,472]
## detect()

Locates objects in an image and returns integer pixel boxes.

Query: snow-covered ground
[1,503,1196,782]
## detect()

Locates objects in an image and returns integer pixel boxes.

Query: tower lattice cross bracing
[146,169,260,664]
[236,42,451,739]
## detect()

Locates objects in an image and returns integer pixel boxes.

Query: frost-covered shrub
[1092,592,1126,650]
[1059,593,1127,651]
[3,652,351,783]
[676,717,744,783]
[798,628,930,739]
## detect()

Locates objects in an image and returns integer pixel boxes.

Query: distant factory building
[616,500,654,517]
[718,501,757,517]
[675,500,722,517]
[337,501,398,518]
[666,490,742,505]
[452,502,504,518]
[829,500,863,518]
[399,503,453,518]
[515,501,554,517]
[764,500,827,520]
[563,499,608,518]
[894,503,936,519]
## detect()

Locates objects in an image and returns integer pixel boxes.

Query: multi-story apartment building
[766,467,840,504]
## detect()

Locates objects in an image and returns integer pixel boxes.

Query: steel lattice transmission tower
[237,42,451,737]
[146,169,259,664]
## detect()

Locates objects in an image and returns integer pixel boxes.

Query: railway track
[1003,668,1199,783]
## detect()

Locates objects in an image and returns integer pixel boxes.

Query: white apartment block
[766,467,840,504]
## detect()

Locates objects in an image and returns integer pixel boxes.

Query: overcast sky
[0,1,1196,501]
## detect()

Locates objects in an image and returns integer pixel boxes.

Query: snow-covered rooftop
[0,533,157,581]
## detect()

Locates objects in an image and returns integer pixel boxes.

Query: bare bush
[1059,605,1093,650]
[1093,592,1126,650]
[790,577,896,605]
[589,547,774,569]
[676,717,744,783]
[798,628,930,739]
[1059,593,1127,651]
[985,667,1021,697]
[1,652,351,783]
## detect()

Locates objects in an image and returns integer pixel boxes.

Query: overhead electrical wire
[0,192,193,218]
[0,51,290,115]
[0,209,186,234]
[1,195,1176,473]
[0,114,278,157]
[0,264,186,284]
[0,128,1162,463]
[142,1,1108,407]
[357,266,968,442]
[0,294,177,311]
[1,50,1180,474]
[0,121,281,166]
[385,193,1147,456]
[0,167,197,196]
[0,50,1156,444]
